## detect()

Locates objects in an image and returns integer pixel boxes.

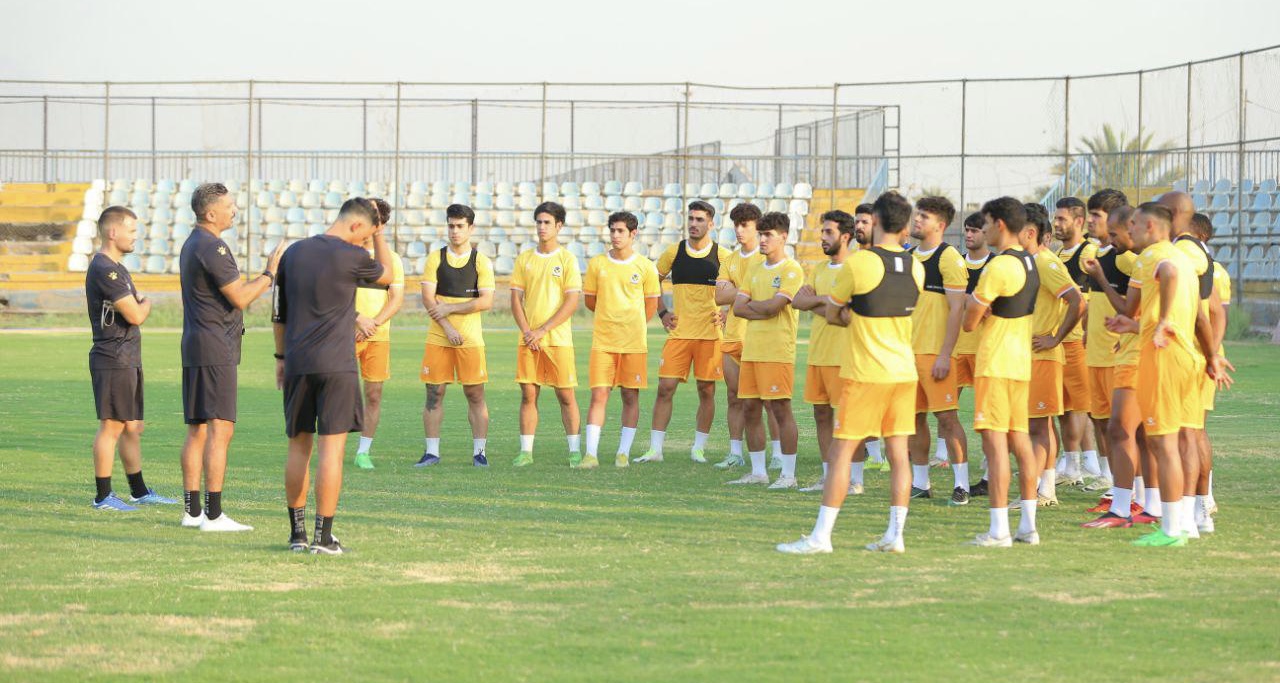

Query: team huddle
[83,182,1233,555]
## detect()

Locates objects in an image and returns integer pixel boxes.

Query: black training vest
[435,247,480,298]
[989,249,1038,319]
[1061,243,1091,293]
[670,240,720,287]
[918,242,955,295]
[1174,234,1215,300]
[849,247,919,318]
[965,252,996,294]
[1097,248,1131,297]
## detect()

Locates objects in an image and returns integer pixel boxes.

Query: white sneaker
[1055,473,1083,487]
[1082,476,1113,492]
[633,452,664,463]
[966,533,1012,548]
[767,475,797,490]
[726,473,769,485]
[848,482,865,495]
[1184,525,1201,540]
[1197,513,1216,533]
[865,537,904,553]
[181,512,206,528]
[776,535,833,554]
[1014,529,1041,545]
[200,513,253,532]
[798,478,825,493]
[768,454,783,470]
[1204,497,1218,516]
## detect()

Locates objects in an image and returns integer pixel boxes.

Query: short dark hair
[1056,196,1086,219]
[688,200,716,218]
[608,211,639,232]
[981,196,1027,234]
[728,202,762,225]
[534,201,566,225]
[1087,188,1128,214]
[370,197,391,226]
[872,191,912,234]
[191,182,229,221]
[1137,202,1174,231]
[446,203,475,226]
[1023,203,1051,243]
[854,203,874,216]
[97,205,137,237]
[1191,212,1214,242]
[963,211,984,230]
[915,196,955,227]
[1108,204,1135,227]
[820,209,857,241]
[339,197,378,225]
[757,211,790,234]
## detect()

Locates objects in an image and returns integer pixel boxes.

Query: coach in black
[178,182,284,532]
[273,197,394,555]
[85,206,176,511]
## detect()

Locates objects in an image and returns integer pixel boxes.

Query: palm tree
[1040,124,1184,199]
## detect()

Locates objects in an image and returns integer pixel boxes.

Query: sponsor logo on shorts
[635,374,641,382]
[770,385,779,393]
[423,366,430,375]
[1037,401,1047,410]
[975,411,985,422]
[945,393,953,402]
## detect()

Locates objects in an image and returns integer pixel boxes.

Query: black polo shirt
[85,253,142,370]
[179,226,243,367]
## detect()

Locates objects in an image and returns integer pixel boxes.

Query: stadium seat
[129,189,149,207]
[147,223,167,240]
[774,183,794,199]
[582,181,600,196]
[265,207,285,223]
[640,197,661,213]
[145,255,167,273]
[265,222,285,238]
[584,195,604,210]
[449,192,471,206]
[496,210,516,227]
[75,220,95,239]
[1211,194,1234,210]
[1260,179,1278,194]
[663,213,681,230]
[267,179,285,193]
[1212,178,1232,194]
[561,182,581,197]
[644,212,662,229]
[478,241,497,258]
[1241,179,1256,195]
[474,194,494,210]
[150,191,171,209]
[662,183,681,198]
[699,183,717,198]
[1192,179,1211,194]
[498,241,518,258]
[285,207,306,223]
[604,196,624,211]
[587,242,607,257]
[1192,193,1210,209]
[768,199,788,213]
[1252,193,1273,211]
[562,196,582,210]
[177,207,196,225]
[475,181,494,196]
[789,199,810,215]
[152,206,173,224]
[131,179,150,192]
[254,191,274,209]
[179,179,198,193]
[323,191,343,208]
[794,182,813,199]
[325,181,345,193]
[108,188,128,205]
[495,194,516,210]
[286,223,307,239]
[518,181,537,197]
[1252,212,1273,234]
[494,256,515,276]
[67,253,89,272]
[663,197,683,213]
[430,192,449,210]
[122,253,141,271]
[277,191,298,208]
[568,242,585,257]
[718,183,737,199]
[587,210,608,227]
[737,183,757,199]
[717,227,735,244]
[604,180,623,196]
[519,213,536,228]
[72,236,94,255]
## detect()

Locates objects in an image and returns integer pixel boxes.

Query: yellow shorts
[974,376,1030,433]
[1113,363,1138,390]
[1137,345,1204,436]
[1061,340,1090,412]
[738,361,793,400]
[1029,359,1064,418]
[421,344,488,385]
[516,345,577,388]
[1200,369,1216,412]
[659,338,722,382]
[356,340,391,383]
[721,340,743,364]
[915,354,959,414]
[803,364,845,406]
[953,353,977,388]
[588,349,647,389]
[833,380,915,441]
[1088,366,1114,420]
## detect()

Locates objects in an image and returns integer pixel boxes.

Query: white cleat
[767,475,798,490]
[1197,513,1215,534]
[848,483,865,495]
[1055,474,1084,487]
[966,533,1013,548]
[1082,476,1113,492]
[865,537,905,553]
[798,478,825,493]
[200,513,254,532]
[1014,530,1041,545]
[632,452,664,464]
[726,473,770,485]
[776,535,833,555]
[180,512,206,528]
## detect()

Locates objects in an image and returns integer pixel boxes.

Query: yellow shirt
[1131,241,1203,362]
[718,247,764,343]
[354,249,404,343]
[806,262,847,367]
[1213,261,1231,305]
[1084,246,1137,367]
[1057,241,1098,342]
[1031,249,1078,364]
[656,241,732,341]
[954,253,991,356]
[422,248,495,348]
[828,245,925,384]
[511,247,582,347]
[584,252,661,354]
[909,243,968,356]
[739,257,805,364]
[972,253,1033,381]
[1112,250,1142,367]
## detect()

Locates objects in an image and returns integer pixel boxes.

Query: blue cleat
[92,493,137,511]
[129,488,178,505]
[414,453,441,468]
[472,452,489,467]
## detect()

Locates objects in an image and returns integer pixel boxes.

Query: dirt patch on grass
[400,560,551,584]
[1036,590,1163,605]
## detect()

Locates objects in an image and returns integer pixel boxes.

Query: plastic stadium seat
[147,223,167,240]
[604,196,624,211]
[515,194,535,211]
[564,210,583,227]
[108,189,128,205]
[130,179,150,192]
[584,195,605,210]
[150,190,172,209]
[1251,193,1273,211]
[1192,193,1210,210]
[715,183,735,199]
[314,191,337,209]
[121,253,141,271]
[519,213,536,228]
[424,209,445,226]
[561,181,581,197]
[767,199,788,213]
[475,181,493,196]
[561,196,581,210]
[110,179,129,192]
[128,189,149,207]
[495,241,516,258]
[263,179,282,193]
[1250,212,1271,234]
[253,191,273,209]
[320,180,341,193]
[696,183,716,198]
[774,183,794,199]
[1241,179,1256,195]
[152,206,173,224]
[491,181,511,196]
[494,256,515,276]
[568,242,585,257]
[496,210,516,227]
[717,227,735,244]
[581,181,601,196]
[585,242,605,258]
[662,183,681,198]
[264,207,285,223]
[1210,194,1232,210]
[663,213,682,230]
[789,199,810,215]
[474,195,494,210]
[75,220,95,239]
[324,209,339,223]
[449,192,471,206]
[736,183,757,199]
[145,256,167,273]
[642,212,661,229]
[1212,178,1232,194]
[68,253,90,272]
[1260,179,1278,194]
[407,181,428,195]
[131,206,152,223]
[286,223,307,239]
[427,193,448,210]
[176,207,196,225]
[282,207,304,224]
[174,179,195,193]
[603,180,623,196]
[495,194,516,210]
[404,241,426,258]
[172,224,192,242]
[587,210,609,227]
[1191,179,1210,194]
[636,197,658,213]
[516,182,535,197]
[793,182,813,199]
[658,198,678,214]
[72,236,94,255]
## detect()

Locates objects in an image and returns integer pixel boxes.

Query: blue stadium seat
[737,183,757,198]
[581,181,601,196]
[794,183,813,199]
[698,183,717,198]
[718,183,737,199]
[662,183,681,198]
[1212,178,1232,194]
[774,183,794,199]
[1260,179,1278,194]
[603,180,622,196]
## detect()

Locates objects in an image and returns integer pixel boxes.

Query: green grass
[1,328,1278,682]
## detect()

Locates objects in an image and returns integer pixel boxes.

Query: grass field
[1,327,1278,682]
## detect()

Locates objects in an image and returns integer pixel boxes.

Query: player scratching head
[756,211,790,263]
[534,201,566,251]
[687,200,715,246]
[446,204,476,249]
[1107,205,1136,253]
[330,197,381,245]
[607,211,639,258]
[97,206,139,258]
[980,196,1027,252]
[362,197,392,247]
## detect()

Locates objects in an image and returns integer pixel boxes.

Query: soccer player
[581,212,661,468]
[274,197,395,554]
[851,202,888,469]
[179,182,283,532]
[963,197,1041,547]
[727,212,805,488]
[906,196,970,504]
[1052,196,1099,485]
[1023,203,1084,507]
[420,204,495,467]
[777,191,924,555]
[956,212,995,495]
[792,210,857,493]
[84,206,175,511]
[510,201,582,467]
[351,198,404,469]
[637,200,730,464]
[1192,211,1230,526]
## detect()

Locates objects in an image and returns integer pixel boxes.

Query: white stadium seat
[68,253,90,272]
[718,183,737,199]
[604,180,623,196]
[793,182,813,199]
[774,183,793,199]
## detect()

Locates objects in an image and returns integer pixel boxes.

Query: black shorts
[90,367,144,422]
[183,365,238,424]
[282,372,363,438]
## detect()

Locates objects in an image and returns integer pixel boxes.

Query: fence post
[103,82,110,183]
[362,98,368,184]
[539,82,547,198]
[569,99,576,178]
[394,81,402,243]
[1136,70,1144,201]
[41,95,48,182]
[470,98,478,186]
[829,84,838,210]
[1063,76,1070,197]
[960,79,967,214]
[150,97,157,181]
[1185,62,1193,191]
[246,80,254,269]
[775,103,782,185]
[256,96,263,179]
[682,82,690,214]
[1235,53,1246,302]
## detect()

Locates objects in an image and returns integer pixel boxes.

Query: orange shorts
[738,361,793,400]
[953,353,977,388]
[516,345,577,388]
[1029,360,1064,418]
[804,364,845,406]
[915,354,959,414]
[721,340,743,364]
[1088,366,1114,420]
[1113,363,1138,390]
[659,338,722,382]
[833,380,915,441]
[421,344,488,385]
[1061,340,1090,412]
[356,340,391,383]
[588,349,647,389]
[1137,345,1204,436]
[974,376,1029,433]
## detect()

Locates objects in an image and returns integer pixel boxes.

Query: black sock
[313,513,333,546]
[126,471,148,499]
[94,476,112,503]
[205,491,222,520]
[184,490,202,517]
[289,507,307,540]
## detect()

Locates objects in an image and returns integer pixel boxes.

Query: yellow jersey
[739,257,805,364]
[511,247,582,347]
[584,251,661,354]
[954,252,993,356]
[422,247,495,348]
[828,245,924,384]
[1057,241,1098,343]
[1085,246,1138,367]
[1030,249,1077,364]
[909,242,968,356]
[806,261,846,367]
[354,248,404,343]
[656,240,731,341]
[718,247,764,344]
[972,252,1035,381]
[1131,241,1203,361]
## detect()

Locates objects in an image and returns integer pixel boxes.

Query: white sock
[425,437,440,455]
[771,440,782,459]
[1062,450,1080,474]
[1111,488,1133,518]
[867,440,883,462]
[1145,489,1163,517]
[1161,499,1181,536]
[649,430,666,455]
[1018,499,1038,535]
[584,424,602,457]
[357,436,373,454]
[821,461,829,479]
[1195,495,1207,519]
[1082,449,1099,474]
[729,439,743,457]
[884,505,908,544]
[692,431,709,452]
[1181,495,1198,537]
[780,453,797,478]
[618,427,636,456]
[748,450,767,477]
[519,434,534,452]
[1207,470,1214,498]
[812,505,840,545]
[990,508,1010,539]
[1038,470,1056,499]
[953,462,970,491]
[850,461,864,485]
[566,434,581,453]
[912,464,930,490]
[935,437,948,462]
[474,438,487,455]
[1099,455,1113,479]
[1133,476,1145,506]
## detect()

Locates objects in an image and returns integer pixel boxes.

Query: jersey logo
[552,265,563,277]
[108,271,118,280]
[217,246,228,256]
[771,276,781,289]
[630,272,641,284]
